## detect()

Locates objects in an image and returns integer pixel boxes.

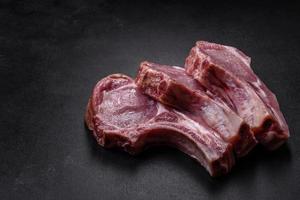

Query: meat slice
[185,41,289,150]
[136,61,256,157]
[85,74,234,176]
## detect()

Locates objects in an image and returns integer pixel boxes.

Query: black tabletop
[1,0,300,199]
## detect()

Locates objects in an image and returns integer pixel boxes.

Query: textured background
[1,0,300,199]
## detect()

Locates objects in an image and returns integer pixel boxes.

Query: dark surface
[1,0,300,199]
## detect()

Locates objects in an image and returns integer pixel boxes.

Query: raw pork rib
[185,41,289,150]
[85,74,234,176]
[135,61,256,157]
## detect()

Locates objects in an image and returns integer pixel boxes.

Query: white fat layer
[171,65,185,71]
[156,103,168,114]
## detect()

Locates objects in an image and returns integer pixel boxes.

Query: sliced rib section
[185,41,289,150]
[85,74,234,176]
[136,61,256,156]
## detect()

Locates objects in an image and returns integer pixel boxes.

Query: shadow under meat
[84,122,292,192]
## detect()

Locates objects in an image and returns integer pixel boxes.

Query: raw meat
[135,61,256,157]
[85,74,234,176]
[185,41,289,150]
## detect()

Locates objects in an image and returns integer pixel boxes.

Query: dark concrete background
[1,0,300,199]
